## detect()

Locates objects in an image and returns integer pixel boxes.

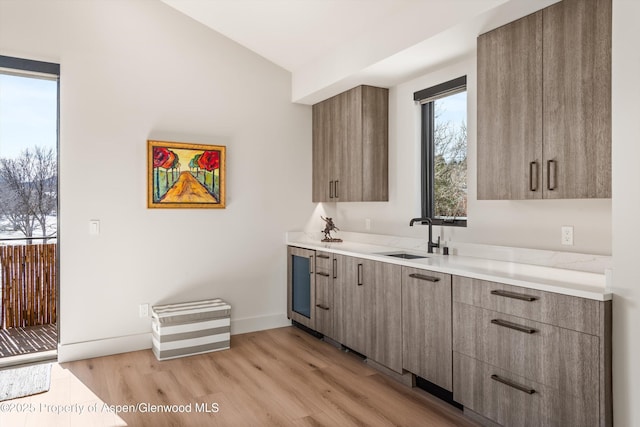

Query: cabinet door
[364,259,402,373]
[287,247,315,329]
[333,254,346,343]
[336,87,363,202]
[402,267,452,390]
[477,12,543,200]
[334,256,366,354]
[542,0,611,199]
[312,100,333,202]
[361,86,389,201]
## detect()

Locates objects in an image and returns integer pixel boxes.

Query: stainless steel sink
[379,252,428,259]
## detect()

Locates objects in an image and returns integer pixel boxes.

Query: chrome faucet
[409,217,440,254]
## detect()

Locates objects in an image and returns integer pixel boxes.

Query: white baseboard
[57,332,152,363]
[230,313,291,335]
[57,313,291,363]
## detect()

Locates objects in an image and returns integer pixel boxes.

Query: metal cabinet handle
[309,256,314,274]
[490,289,537,302]
[315,304,330,311]
[333,258,337,279]
[357,263,363,286]
[316,254,330,259]
[408,273,440,282]
[529,161,538,191]
[329,180,334,198]
[335,180,339,198]
[316,272,330,277]
[547,159,557,191]
[491,319,537,334]
[490,374,536,395]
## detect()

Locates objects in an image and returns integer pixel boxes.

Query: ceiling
[160,0,559,104]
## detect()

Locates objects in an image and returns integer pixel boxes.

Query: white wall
[0,0,313,360]
[611,0,640,425]
[335,55,612,255]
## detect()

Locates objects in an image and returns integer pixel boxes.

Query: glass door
[0,56,59,365]
[287,246,315,329]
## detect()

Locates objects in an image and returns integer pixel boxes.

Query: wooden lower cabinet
[453,275,611,427]
[334,256,402,373]
[288,247,611,426]
[334,255,366,354]
[364,259,402,373]
[402,267,452,391]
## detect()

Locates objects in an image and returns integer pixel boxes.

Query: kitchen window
[414,76,467,226]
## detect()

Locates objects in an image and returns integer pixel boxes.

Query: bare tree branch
[0,147,57,242]
[433,104,467,218]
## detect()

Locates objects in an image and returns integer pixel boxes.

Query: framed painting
[147,140,226,208]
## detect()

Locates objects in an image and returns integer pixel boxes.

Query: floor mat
[0,363,51,401]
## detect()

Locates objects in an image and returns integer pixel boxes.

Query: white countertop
[286,232,612,301]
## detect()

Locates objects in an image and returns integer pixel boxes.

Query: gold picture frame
[147,140,226,209]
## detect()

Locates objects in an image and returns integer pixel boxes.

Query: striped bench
[151,298,231,361]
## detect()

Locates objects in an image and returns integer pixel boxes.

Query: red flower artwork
[153,147,171,168]
[160,151,176,169]
[197,150,220,171]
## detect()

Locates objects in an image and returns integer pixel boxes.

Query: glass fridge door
[291,254,311,318]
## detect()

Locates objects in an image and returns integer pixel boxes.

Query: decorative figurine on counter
[321,216,343,242]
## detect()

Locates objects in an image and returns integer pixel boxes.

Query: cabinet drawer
[453,353,597,427]
[453,302,599,399]
[452,276,601,335]
[315,274,334,338]
[315,251,333,272]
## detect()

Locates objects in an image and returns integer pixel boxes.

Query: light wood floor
[3,326,478,426]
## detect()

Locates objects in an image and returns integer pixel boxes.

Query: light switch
[89,220,100,236]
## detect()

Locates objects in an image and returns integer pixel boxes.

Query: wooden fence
[0,243,57,328]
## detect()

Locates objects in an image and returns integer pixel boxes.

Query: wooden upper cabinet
[477,0,611,200]
[542,0,612,199]
[477,12,543,200]
[312,85,388,202]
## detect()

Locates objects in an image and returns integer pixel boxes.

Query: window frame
[0,55,60,77]
[415,76,467,227]
[0,54,61,358]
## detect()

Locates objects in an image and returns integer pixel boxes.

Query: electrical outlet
[365,218,371,231]
[139,303,149,318]
[561,226,574,246]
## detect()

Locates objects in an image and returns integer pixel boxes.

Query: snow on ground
[0,215,57,244]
